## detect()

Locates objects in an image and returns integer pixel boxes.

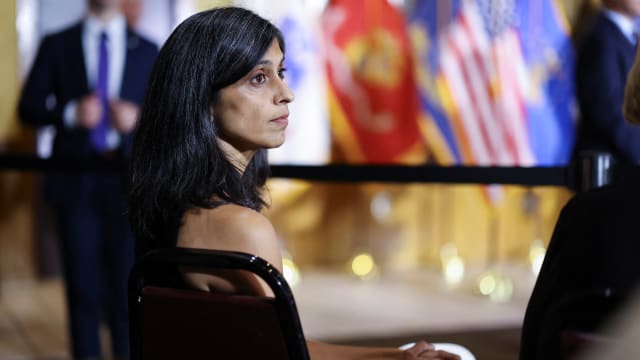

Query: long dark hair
[127,7,284,253]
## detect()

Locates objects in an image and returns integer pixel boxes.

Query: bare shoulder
[177,204,281,269]
[215,203,276,233]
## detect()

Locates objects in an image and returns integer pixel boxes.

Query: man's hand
[110,99,139,133]
[624,45,640,124]
[76,93,103,129]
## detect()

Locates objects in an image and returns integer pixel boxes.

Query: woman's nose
[275,79,295,104]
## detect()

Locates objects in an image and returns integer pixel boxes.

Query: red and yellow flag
[322,0,427,164]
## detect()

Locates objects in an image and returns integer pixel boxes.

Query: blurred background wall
[0,0,35,283]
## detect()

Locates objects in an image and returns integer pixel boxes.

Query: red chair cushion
[140,286,290,359]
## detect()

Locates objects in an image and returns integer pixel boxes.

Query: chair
[128,247,310,360]
[535,287,621,359]
[520,184,640,360]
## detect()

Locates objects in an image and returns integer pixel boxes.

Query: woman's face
[213,39,294,162]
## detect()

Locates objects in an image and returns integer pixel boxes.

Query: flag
[406,0,575,263]
[518,0,576,165]
[232,0,331,165]
[407,0,575,167]
[322,0,427,164]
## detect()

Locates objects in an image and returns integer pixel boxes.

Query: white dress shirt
[64,14,127,150]
[604,8,637,46]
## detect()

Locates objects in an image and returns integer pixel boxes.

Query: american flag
[436,0,534,167]
[408,0,575,169]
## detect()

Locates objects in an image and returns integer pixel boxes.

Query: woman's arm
[177,204,461,359]
[307,340,460,360]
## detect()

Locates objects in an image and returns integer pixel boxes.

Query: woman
[128,7,460,360]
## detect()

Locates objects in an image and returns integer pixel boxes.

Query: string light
[477,270,513,302]
[528,239,546,276]
[351,252,376,279]
[443,255,465,285]
[370,191,392,223]
[478,273,496,295]
[440,243,465,285]
[281,250,301,287]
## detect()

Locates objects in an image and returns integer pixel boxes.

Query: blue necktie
[91,32,109,152]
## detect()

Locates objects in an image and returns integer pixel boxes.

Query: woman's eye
[252,73,267,84]
[278,68,287,79]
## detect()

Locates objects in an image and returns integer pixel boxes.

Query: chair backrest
[537,287,621,359]
[128,247,310,360]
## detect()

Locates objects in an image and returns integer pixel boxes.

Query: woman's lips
[271,114,289,126]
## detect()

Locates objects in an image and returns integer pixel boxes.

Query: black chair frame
[128,247,310,360]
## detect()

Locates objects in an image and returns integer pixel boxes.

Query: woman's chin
[266,137,286,149]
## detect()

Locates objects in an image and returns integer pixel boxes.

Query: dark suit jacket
[519,175,640,359]
[574,12,640,164]
[19,21,157,158]
[18,21,158,202]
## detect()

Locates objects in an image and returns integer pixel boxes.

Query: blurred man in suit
[18,0,158,358]
[574,0,640,164]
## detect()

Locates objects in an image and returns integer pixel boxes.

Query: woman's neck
[217,139,254,175]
